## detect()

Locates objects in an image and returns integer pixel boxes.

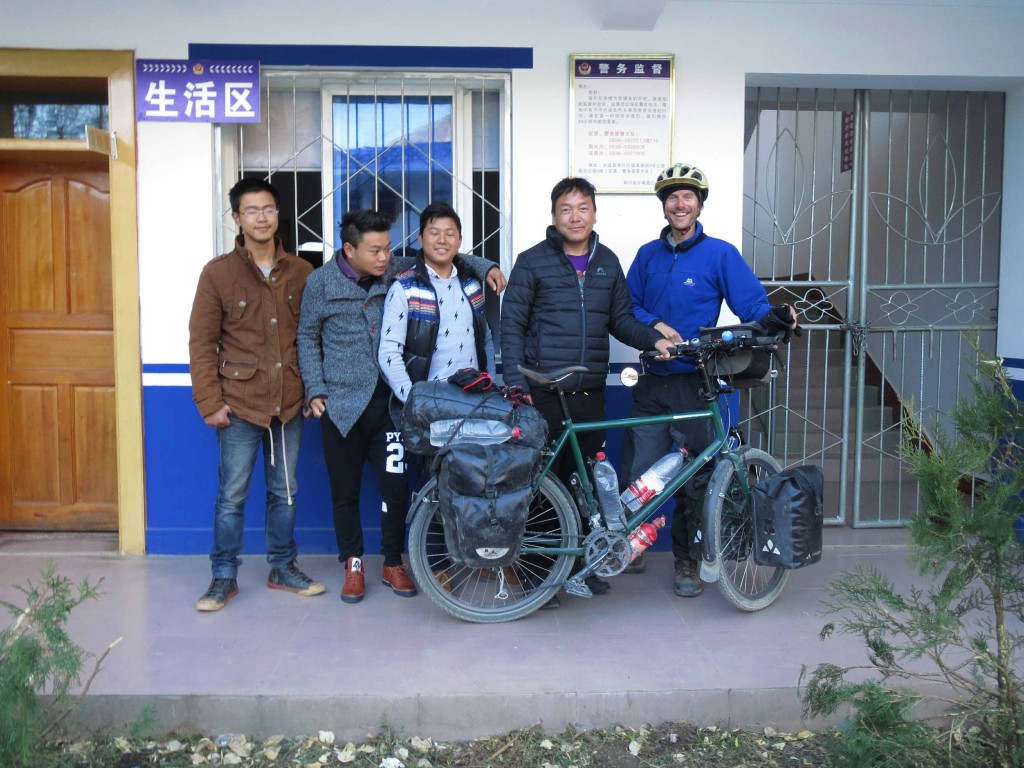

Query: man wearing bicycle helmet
[622,162,796,597]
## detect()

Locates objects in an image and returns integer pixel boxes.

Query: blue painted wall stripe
[144,363,190,374]
[141,382,677,555]
[187,43,533,70]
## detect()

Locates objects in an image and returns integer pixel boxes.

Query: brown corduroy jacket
[188,235,313,428]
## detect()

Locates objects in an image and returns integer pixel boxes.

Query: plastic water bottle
[628,515,666,561]
[429,418,518,446]
[592,452,627,530]
[620,449,688,512]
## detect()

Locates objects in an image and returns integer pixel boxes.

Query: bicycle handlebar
[641,330,784,360]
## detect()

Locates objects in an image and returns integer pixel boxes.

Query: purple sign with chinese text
[136,60,260,123]
[571,54,674,192]
[573,57,671,79]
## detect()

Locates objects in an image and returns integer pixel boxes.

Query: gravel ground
[30,722,836,768]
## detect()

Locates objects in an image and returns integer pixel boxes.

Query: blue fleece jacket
[627,221,771,374]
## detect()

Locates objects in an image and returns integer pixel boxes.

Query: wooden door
[0,160,117,530]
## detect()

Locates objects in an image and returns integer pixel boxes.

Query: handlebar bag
[699,323,776,388]
[751,464,824,569]
[401,380,547,456]
[435,442,541,568]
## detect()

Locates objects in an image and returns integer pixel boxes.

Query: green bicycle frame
[521,390,747,558]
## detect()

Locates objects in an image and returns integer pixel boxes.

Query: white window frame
[215,71,511,272]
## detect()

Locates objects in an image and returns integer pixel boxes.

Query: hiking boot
[267,561,326,596]
[196,577,238,612]
[341,557,365,603]
[673,558,703,597]
[622,553,647,574]
[382,563,417,597]
[585,575,611,595]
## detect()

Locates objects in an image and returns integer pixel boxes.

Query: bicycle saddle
[516,364,590,389]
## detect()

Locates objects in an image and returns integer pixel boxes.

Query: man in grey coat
[297,209,505,604]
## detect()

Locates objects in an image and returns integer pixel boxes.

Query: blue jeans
[210,413,302,578]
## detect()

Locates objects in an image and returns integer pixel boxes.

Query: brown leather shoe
[381,563,417,597]
[433,569,454,592]
[341,557,365,603]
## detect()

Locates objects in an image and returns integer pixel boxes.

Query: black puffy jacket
[500,226,664,393]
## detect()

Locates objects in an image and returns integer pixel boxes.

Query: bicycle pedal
[563,577,594,598]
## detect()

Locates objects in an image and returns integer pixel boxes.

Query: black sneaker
[673,558,702,597]
[584,575,611,595]
[268,561,326,596]
[622,553,647,574]
[196,578,238,612]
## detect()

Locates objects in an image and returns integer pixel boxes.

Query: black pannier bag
[699,323,777,389]
[435,442,540,568]
[751,464,824,569]
[401,380,547,456]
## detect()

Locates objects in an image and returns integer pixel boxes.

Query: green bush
[802,337,1024,767]
[0,562,112,767]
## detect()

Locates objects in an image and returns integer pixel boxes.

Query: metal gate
[741,87,1003,526]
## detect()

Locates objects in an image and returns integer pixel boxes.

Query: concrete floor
[0,527,913,741]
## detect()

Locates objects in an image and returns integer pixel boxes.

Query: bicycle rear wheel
[704,447,789,611]
[407,475,580,623]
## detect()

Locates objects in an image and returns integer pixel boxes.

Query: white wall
[1000,83,1024,364]
[3,0,1023,365]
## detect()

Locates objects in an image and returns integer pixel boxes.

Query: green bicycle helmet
[655,163,709,202]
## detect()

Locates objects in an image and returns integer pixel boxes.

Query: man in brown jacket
[188,178,326,611]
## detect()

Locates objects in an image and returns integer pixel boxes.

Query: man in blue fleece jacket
[622,162,796,597]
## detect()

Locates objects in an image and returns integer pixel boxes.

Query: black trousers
[620,372,712,561]
[320,387,409,566]
[530,387,607,493]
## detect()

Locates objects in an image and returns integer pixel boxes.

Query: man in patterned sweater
[378,202,494,405]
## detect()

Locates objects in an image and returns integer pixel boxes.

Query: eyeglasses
[240,206,279,218]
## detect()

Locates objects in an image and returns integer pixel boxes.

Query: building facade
[1,0,1022,553]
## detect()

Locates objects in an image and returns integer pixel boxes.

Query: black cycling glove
[759,304,800,342]
[448,367,494,393]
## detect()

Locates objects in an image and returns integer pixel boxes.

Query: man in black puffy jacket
[500,177,674,598]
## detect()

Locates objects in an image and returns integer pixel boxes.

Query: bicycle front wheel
[704,447,789,611]
[407,475,580,623]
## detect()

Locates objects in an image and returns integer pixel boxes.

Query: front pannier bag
[699,323,777,388]
[401,380,547,456]
[435,442,540,568]
[751,464,824,569]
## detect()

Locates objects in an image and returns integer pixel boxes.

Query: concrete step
[816,478,921,523]
[0,547,924,742]
[774,352,847,370]
[779,382,882,405]
[768,430,902,455]
[836,478,922,524]
[773,452,910,482]
[759,405,886,432]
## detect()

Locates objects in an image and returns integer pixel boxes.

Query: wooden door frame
[0,49,144,554]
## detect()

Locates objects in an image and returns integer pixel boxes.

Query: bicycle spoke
[408,476,579,622]
[707,448,789,611]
